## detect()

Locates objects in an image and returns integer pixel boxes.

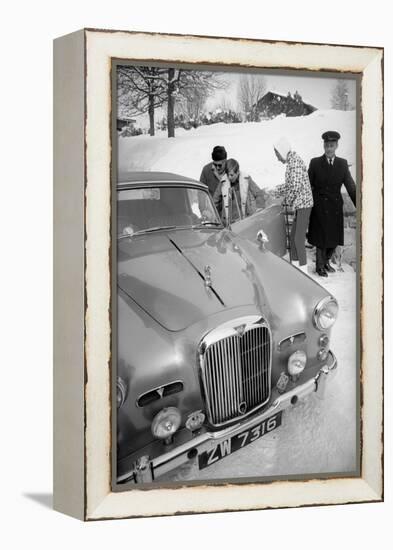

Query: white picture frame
[53,28,383,521]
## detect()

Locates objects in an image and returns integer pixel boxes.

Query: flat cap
[322,130,341,142]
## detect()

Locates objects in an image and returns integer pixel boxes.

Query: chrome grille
[200,322,271,426]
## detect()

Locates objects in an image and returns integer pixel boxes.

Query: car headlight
[288,350,307,377]
[116,377,127,409]
[151,407,181,443]
[313,296,339,331]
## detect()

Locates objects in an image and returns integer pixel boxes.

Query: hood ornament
[204,265,212,288]
[235,324,246,337]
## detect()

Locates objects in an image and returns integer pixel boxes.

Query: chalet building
[255,91,317,119]
[117,117,136,132]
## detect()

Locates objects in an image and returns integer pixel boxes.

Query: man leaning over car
[200,145,228,197]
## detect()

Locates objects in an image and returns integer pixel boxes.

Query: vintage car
[116,171,338,484]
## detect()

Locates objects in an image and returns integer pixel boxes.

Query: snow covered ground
[118,109,356,188]
[118,111,358,482]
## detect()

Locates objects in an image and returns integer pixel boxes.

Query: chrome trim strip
[277,332,306,351]
[119,181,206,188]
[136,379,184,408]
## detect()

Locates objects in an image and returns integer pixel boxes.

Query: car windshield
[117,186,222,238]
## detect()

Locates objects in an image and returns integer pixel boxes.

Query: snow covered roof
[261,90,314,105]
[257,91,317,113]
[263,90,287,98]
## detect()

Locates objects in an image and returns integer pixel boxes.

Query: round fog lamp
[151,407,181,441]
[317,349,329,362]
[288,350,307,377]
[319,334,330,348]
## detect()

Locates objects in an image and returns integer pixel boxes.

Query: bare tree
[237,74,267,121]
[118,66,226,137]
[215,96,234,112]
[171,70,227,134]
[330,80,353,111]
[117,66,167,136]
[160,69,226,136]
[176,84,209,124]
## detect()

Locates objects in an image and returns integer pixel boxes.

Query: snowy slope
[118,109,356,189]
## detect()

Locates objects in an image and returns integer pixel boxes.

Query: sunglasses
[213,161,226,168]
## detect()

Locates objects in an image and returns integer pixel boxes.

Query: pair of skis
[283,201,294,263]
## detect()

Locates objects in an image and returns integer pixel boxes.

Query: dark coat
[199,162,221,196]
[307,155,356,248]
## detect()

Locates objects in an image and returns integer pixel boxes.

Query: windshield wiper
[118,225,177,240]
[141,225,177,233]
[193,220,222,227]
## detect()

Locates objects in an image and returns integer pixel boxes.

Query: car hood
[118,229,273,331]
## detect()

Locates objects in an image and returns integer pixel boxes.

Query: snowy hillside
[118,109,356,189]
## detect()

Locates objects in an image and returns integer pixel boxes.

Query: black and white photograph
[114,63,359,486]
[1,0,388,538]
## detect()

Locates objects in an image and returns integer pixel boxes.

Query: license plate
[198,411,282,470]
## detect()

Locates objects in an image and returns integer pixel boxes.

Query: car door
[230,203,287,257]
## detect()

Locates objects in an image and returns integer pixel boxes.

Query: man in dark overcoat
[308,131,356,277]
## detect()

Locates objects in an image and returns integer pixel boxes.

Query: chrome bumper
[119,350,337,484]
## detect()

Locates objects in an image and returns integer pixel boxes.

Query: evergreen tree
[330,80,353,110]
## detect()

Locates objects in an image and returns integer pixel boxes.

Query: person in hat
[307,131,356,277]
[213,158,268,224]
[272,137,314,274]
[199,145,228,197]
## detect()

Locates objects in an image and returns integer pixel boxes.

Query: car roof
[117,171,207,190]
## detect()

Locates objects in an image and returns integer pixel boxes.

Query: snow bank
[118,110,356,189]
